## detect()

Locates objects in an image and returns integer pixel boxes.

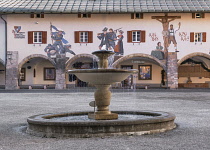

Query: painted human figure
[108,28,117,50]
[156,42,164,51]
[168,22,181,52]
[156,17,176,53]
[51,30,64,52]
[97,27,110,50]
[114,30,124,55]
[151,42,164,60]
[61,45,76,55]
[44,44,57,57]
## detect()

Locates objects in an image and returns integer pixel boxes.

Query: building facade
[1,0,210,89]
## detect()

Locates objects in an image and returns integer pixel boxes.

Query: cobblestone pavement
[0,89,210,150]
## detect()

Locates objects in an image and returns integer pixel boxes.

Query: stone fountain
[26,50,176,138]
[69,50,137,120]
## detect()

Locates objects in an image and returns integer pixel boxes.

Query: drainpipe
[0,15,7,87]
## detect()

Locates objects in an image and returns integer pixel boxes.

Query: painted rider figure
[51,30,64,53]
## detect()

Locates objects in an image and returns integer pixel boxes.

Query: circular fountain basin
[68,69,138,85]
[27,111,176,138]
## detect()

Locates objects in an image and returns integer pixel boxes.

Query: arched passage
[18,54,56,89]
[112,53,166,70]
[65,54,98,88]
[178,52,210,67]
[0,58,5,89]
[65,54,97,70]
[178,52,210,88]
[18,54,56,72]
[112,53,167,89]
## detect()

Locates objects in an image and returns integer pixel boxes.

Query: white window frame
[80,32,88,43]
[194,32,203,42]
[132,31,141,42]
[33,32,42,43]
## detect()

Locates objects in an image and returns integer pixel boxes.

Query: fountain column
[88,51,118,120]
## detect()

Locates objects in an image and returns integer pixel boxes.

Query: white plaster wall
[6,13,210,63]
[0,17,6,64]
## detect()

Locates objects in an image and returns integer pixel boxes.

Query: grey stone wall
[167,52,178,89]
[5,51,19,90]
[55,54,66,89]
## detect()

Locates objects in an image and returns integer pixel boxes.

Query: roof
[0,0,210,14]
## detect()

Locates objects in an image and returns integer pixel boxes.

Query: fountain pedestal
[88,84,118,120]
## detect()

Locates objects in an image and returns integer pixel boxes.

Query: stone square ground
[0,89,210,150]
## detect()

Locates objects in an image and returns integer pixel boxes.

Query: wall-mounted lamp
[7,53,12,59]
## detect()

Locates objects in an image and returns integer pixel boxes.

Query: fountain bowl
[68,69,138,85]
[26,111,176,138]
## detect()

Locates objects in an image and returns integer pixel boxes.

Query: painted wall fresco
[12,26,25,39]
[97,27,124,55]
[44,24,76,57]
[150,13,181,59]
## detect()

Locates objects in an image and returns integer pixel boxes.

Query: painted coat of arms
[12,26,25,38]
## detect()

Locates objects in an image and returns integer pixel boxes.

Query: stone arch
[65,54,98,69]
[178,52,210,66]
[112,53,166,70]
[18,54,56,72]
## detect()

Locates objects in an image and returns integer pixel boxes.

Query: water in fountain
[108,53,115,68]
[92,56,98,69]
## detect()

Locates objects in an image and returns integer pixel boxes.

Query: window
[33,32,42,43]
[28,31,47,44]
[75,31,93,43]
[44,68,55,80]
[127,30,146,43]
[80,32,88,43]
[192,13,205,19]
[30,13,44,18]
[139,65,152,80]
[132,31,141,42]
[190,32,206,42]
[131,13,144,19]
[78,13,91,18]
[20,68,26,81]
[195,33,202,42]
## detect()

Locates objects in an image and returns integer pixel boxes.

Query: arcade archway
[66,54,98,88]
[178,52,210,88]
[112,53,167,89]
[18,54,56,89]
[0,59,5,89]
